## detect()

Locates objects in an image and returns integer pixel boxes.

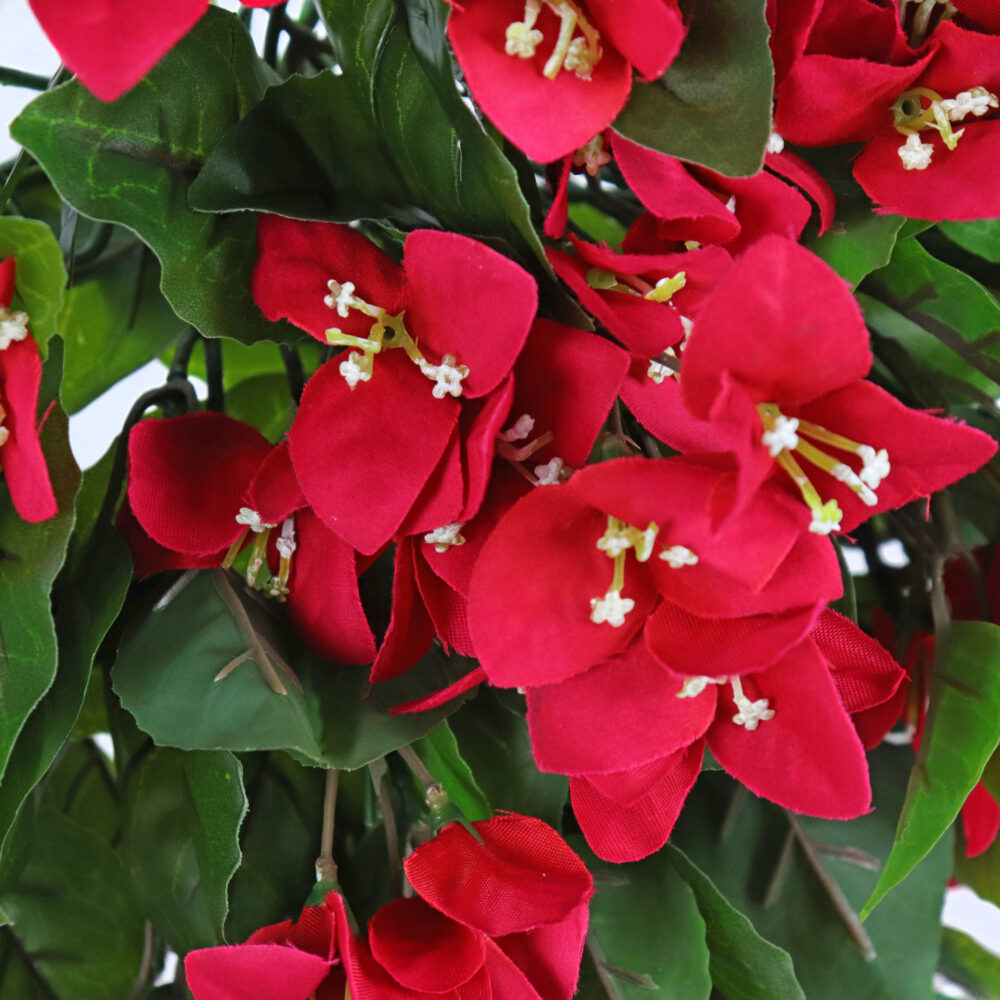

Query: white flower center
[659,545,699,568]
[761,414,800,457]
[0,307,29,352]
[235,507,275,533]
[424,523,466,552]
[589,589,634,627]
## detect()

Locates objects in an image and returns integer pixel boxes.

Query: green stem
[0,66,50,90]
[203,337,224,413]
[315,768,340,883]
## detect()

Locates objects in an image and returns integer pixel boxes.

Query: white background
[2,0,1000,976]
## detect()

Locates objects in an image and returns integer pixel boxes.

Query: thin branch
[126,922,155,1000]
[315,768,340,883]
[368,760,402,897]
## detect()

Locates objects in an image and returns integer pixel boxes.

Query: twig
[368,759,402,897]
[315,768,340,883]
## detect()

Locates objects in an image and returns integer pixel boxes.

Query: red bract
[253,216,538,556]
[0,258,57,523]
[636,236,996,535]
[126,411,375,665]
[468,454,842,692]
[185,890,351,1000]
[447,0,686,162]
[27,0,281,102]
[562,612,904,861]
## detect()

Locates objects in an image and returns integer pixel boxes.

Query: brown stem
[315,769,340,883]
[369,760,402,897]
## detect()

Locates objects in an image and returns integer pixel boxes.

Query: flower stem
[315,768,340,884]
[368,759,402,897]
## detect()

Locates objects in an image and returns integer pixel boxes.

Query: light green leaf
[412,721,492,822]
[863,622,1000,918]
[939,927,1000,1000]
[0,216,66,346]
[613,0,772,176]
[939,218,1000,264]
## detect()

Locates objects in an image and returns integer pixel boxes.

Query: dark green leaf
[613,0,772,176]
[412,721,492,822]
[449,688,567,828]
[60,243,185,414]
[112,571,471,769]
[674,747,953,1000]
[863,622,1000,917]
[0,216,66,346]
[808,210,906,289]
[939,218,1000,264]
[939,927,1000,1000]
[121,747,247,953]
[581,843,712,1000]
[11,9,294,346]
[0,809,144,999]
[666,845,805,1000]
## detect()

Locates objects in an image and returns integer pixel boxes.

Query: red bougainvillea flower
[186,890,352,1000]
[127,411,375,666]
[0,258,57,523]
[951,0,1000,32]
[633,235,996,535]
[401,813,594,1000]
[253,216,538,556]
[447,0,686,162]
[468,454,842,693]
[563,611,904,861]
[27,0,282,102]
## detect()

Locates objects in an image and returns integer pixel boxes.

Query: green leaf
[863,622,1000,918]
[192,3,545,265]
[11,9,294,346]
[674,747,954,1000]
[225,373,296,443]
[60,243,186,414]
[665,845,805,1000]
[808,209,906,289]
[225,753,325,943]
[581,843,712,1000]
[0,216,66,347]
[613,0,772,176]
[0,349,79,809]
[449,689,568,829]
[0,809,144,999]
[112,571,471,769]
[939,927,1000,1000]
[939,218,1000,264]
[121,747,247,953]
[412,721,492,822]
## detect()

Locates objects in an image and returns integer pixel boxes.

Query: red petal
[396,429,466,538]
[253,216,405,343]
[482,941,544,1000]
[467,484,656,688]
[962,782,1000,858]
[646,601,821,677]
[370,539,434,683]
[0,337,57,522]
[404,813,593,936]
[543,156,573,239]
[288,352,459,554]
[458,377,514,524]
[27,0,207,101]
[765,149,836,236]
[391,666,487,715]
[587,0,685,80]
[570,744,703,862]
[681,235,872,417]
[526,638,715,774]
[708,639,872,819]
[245,441,306,524]
[412,547,476,656]
[495,903,589,1000]
[185,943,330,1000]
[127,412,272,555]
[0,259,15,307]
[952,0,1000,31]
[288,510,376,665]
[446,0,632,162]
[369,897,486,992]
[404,231,537,399]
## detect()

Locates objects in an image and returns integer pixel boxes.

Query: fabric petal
[458,377,515,523]
[412,547,476,656]
[764,148,836,235]
[185,943,330,1000]
[495,903,589,1000]
[0,258,15,307]
[962,782,1000,858]
[253,216,405,343]
[570,743,703,862]
[404,230,537,399]
[526,637,715,774]
[446,0,633,162]
[391,666,487,715]
[588,0,685,80]
[127,412,272,556]
[404,814,594,937]
[708,639,872,819]
[288,352,459,554]
[482,941,544,1000]
[244,440,306,524]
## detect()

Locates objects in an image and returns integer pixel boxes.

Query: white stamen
[505,0,543,58]
[499,414,536,442]
[941,86,998,122]
[633,526,659,563]
[563,35,597,77]
[339,350,372,389]
[0,307,29,351]
[857,445,891,490]
[660,545,699,568]
[647,360,671,384]
[766,131,785,155]
[533,456,565,486]
[898,132,933,170]
[596,530,631,558]
[589,589,634,627]
[275,518,296,559]
[573,135,611,176]
[762,414,800,457]
[677,675,724,698]
[325,279,366,318]
[235,508,275,533]
[730,675,774,731]
[680,315,694,339]
[724,195,737,214]
[424,523,466,552]
[419,354,469,399]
